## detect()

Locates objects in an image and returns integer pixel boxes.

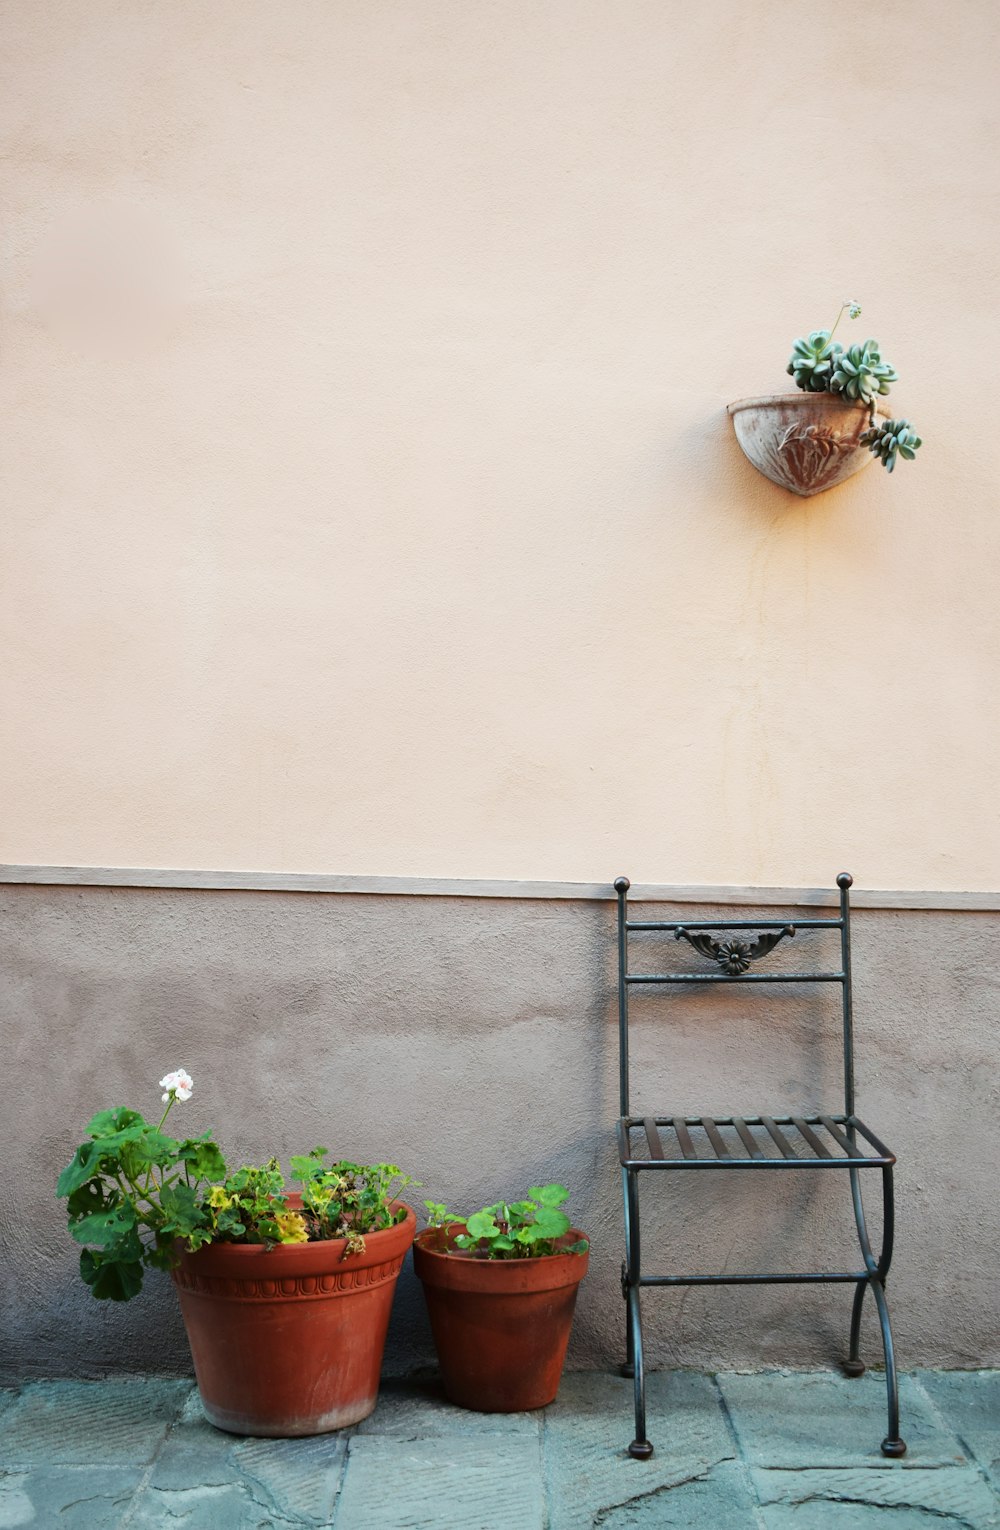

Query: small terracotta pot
[171,1203,415,1436]
[728,392,892,497]
[413,1223,589,1412]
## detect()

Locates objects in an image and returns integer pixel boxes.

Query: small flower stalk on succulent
[785,301,922,471]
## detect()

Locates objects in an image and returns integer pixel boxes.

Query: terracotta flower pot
[727,392,891,497]
[171,1203,416,1436]
[413,1223,589,1412]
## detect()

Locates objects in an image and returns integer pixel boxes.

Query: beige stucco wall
[1,1,998,889]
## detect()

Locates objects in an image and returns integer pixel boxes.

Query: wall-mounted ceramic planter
[727,393,891,497]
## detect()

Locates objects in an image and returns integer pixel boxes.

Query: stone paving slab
[543,1371,737,1530]
[332,1433,546,1530]
[587,1460,759,1528]
[917,1371,1000,1489]
[355,1375,539,1437]
[759,1504,989,1528]
[126,1479,298,1529]
[753,1465,1000,1529]
[0,1378,191,1467]
[0,1371,995,1529]
[718,1370,970,1468]
[144,1393,347,1524]
[0,1465,141,1529]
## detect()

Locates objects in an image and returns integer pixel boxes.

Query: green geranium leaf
[69,1202,137,1248]
[128,1131,180,1170]
[65,1179,115,1219]
[178,1136,227,1182]
[214,1208,247,1238]
[532,1206,571,1239]
[80,1248,144,1302]
[529,1184,568,1208]
[465,1211,499,1241]
[182,1226,216,1253]
[158,1183,204,1237]
[85,1108,146,1138]
[57,1143,106,1198]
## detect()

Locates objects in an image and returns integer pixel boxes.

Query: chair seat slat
[673,1117,699,1160]
[732,1116,765,1159]
[820,1115,859,1156]
[760,1115,797,1158]
[701,1117,732,1160]
[792,1116,833,1158]
[643,1117,665,1161]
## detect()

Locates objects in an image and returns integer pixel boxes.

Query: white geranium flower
[159,1068,194,1103]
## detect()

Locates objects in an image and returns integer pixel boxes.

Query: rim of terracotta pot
[174,1201,416,1280]
[727,392,891,419]
[413,1222,589,1293]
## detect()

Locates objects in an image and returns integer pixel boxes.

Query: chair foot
[629,1439,654,1460]
[842,1358,866,1378]
[620,1362,635,1379]
[881,1436,906,1459]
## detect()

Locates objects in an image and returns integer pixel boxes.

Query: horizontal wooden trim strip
[0,865,997,911]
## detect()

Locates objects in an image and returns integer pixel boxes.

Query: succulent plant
[781,304,922,476]
[858,418,922,473]
[829,340,897,404]
[787,330,843,393]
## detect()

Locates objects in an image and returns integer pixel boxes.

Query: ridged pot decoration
[413,1222,589,1412]
[727,393,892,498]
[172,1202,416,1437]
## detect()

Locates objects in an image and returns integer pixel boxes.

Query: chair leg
[847,1165,906,1457]
[871,1277,906,1457]
[627,1284,653,1460]
[619,1168,634,1378]
[621,1261,635,1379]
[621,1167,653,1459]
[844,1279,867,1376]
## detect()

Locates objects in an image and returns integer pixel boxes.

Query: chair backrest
[615,873,856,1119]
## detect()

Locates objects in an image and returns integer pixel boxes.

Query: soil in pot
[172,1203,416,1436]
[413,1223,589,1412]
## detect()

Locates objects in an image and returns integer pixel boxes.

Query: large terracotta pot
[413,1223,589,1412]
[171,1203,416,1436]
[728,393,891,497]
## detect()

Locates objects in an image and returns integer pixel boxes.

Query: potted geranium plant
[728,301,923,496]
[57,1068,416,1437]
[412,1184,589,1412]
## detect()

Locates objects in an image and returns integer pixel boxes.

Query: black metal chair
[615,873,905,1460]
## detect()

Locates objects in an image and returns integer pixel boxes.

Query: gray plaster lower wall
[1,884,997,1383]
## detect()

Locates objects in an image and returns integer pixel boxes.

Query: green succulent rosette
[858,418,922,473]
[786,329,843,393]
[830,340,897,404]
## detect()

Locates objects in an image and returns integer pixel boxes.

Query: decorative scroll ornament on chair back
[674,924,796,975]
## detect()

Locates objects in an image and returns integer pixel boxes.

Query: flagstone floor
[0,1369,996,1528]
